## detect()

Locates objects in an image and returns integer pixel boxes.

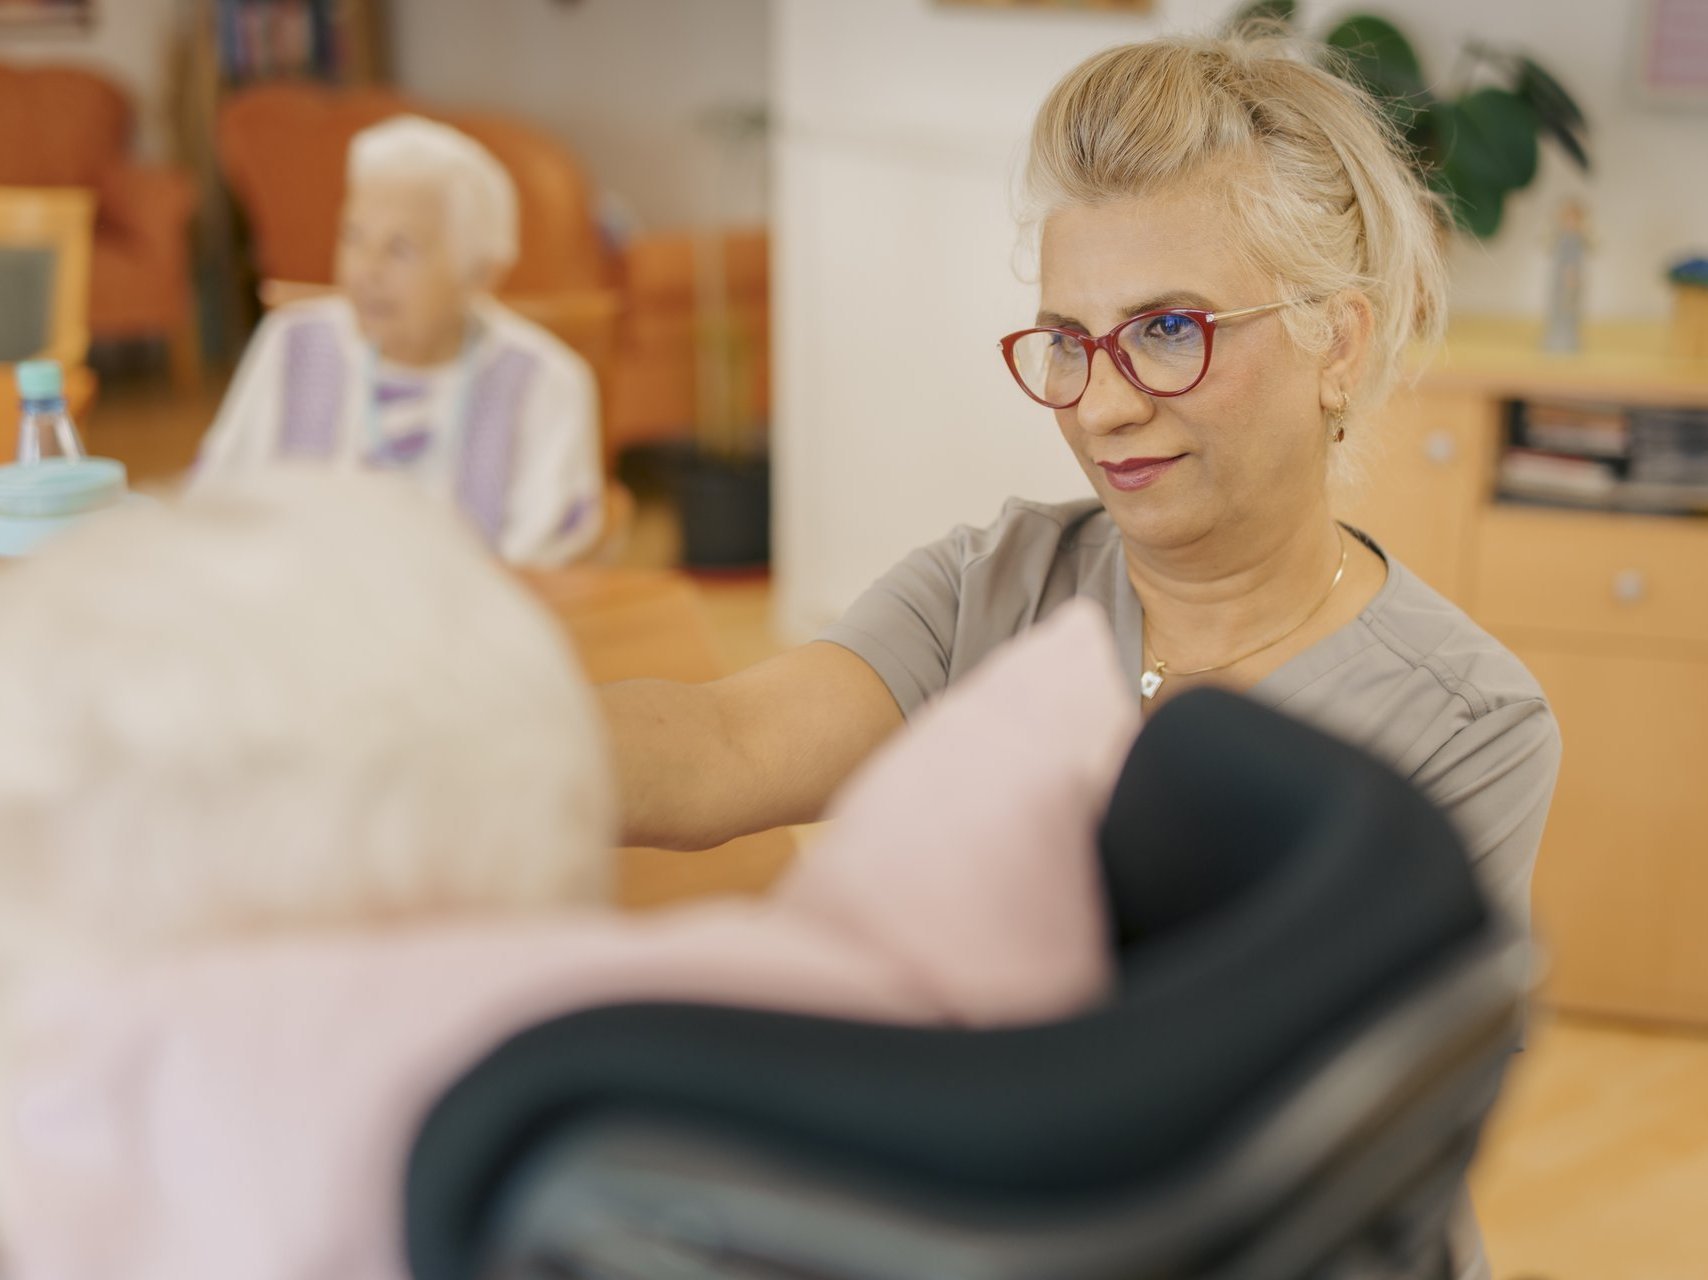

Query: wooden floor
[71,367,1708,1280]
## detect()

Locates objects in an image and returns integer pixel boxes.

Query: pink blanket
[0,601,1138,1280]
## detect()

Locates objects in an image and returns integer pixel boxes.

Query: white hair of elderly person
[0,469,614,983]
[195,115,605,567]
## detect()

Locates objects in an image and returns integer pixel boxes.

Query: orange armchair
[0,63,199,384]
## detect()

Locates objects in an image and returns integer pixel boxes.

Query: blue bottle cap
[15,360,64,402]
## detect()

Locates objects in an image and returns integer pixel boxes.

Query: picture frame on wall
[0,0,94,29]
[1632,0,1708,109]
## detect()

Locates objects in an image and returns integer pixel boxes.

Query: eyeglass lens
[1009,312,1207,405]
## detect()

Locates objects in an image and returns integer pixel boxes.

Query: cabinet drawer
[1472,507,1708,647]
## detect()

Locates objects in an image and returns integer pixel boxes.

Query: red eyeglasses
[999,300,1299,409]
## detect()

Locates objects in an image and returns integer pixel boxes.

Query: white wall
[771,0,1708,639]
[1419,0,1708,320]
[0,0,181,160]
[390,0,771,231]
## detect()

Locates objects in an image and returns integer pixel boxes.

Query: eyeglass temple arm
[1206,299,1298,324]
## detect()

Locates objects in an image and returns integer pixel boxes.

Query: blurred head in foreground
[0,470,613,973]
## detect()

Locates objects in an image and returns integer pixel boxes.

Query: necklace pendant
[1139,667,1164,700]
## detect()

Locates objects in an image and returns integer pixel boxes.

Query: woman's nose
[1074,348,1156,436]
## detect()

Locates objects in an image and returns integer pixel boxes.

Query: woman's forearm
[598,643,906,852]
[599,677,750,851]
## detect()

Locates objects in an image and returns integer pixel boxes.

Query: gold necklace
[1138,530,1349,701]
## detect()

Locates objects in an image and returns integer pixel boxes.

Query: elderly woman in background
[197,116,603,566]
[602,32,1561,1273]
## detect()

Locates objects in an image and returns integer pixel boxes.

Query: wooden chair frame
[0,185,96,368]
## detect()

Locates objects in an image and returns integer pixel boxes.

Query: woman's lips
[1097,455,1183,492]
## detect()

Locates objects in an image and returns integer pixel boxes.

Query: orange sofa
[0,63,199,384]
[216,83,768,461]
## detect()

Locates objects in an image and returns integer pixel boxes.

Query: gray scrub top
[822,496,1560,1280]
[820,496,1562,932]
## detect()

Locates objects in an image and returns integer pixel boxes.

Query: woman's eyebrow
[1035,291,1217,329]
[1120,291,1215,316]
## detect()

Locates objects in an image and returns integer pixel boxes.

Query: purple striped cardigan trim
[278,320,346,458]
[456,347,539,548]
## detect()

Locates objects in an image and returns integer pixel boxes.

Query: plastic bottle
[1,361,130,559]
[14,359,88,463]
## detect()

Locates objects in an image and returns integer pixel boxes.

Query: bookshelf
[1498,397,1708,515]
[169,0,389,357]
[213,0,387,87]
[1337,316,1708,1028]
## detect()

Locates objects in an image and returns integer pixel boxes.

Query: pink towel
[0,601,1138,1280]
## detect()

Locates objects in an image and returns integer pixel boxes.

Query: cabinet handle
[1611,568,1646,604]
[1423,429,1457,466]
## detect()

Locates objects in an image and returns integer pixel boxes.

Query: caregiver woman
[611,29,1558,870]
[609,42,1562,968]
[606,32,1560,1274]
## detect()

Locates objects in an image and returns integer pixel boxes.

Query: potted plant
[1238,1,1590,237]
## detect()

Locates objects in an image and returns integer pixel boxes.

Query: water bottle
[1,361,130,560]
[14,359,88,463]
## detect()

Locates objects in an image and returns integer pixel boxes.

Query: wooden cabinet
[1512,646,1708,1024]
[1341,317,1708,1027]
[1335,387,1497,602]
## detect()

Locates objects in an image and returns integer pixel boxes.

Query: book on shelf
[1629,407,1708,486]
[1612,481,1708,516]
[1514,399,1630,458]
[1497,448,1619,506]
[1499,398,1708,514]
[217,0,341,84]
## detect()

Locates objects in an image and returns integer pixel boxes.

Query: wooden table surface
[517,564,796,910]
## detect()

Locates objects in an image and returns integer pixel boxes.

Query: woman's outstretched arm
[600,641,905,851]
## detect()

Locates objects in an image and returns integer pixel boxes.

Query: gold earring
[1328,392,1349,444]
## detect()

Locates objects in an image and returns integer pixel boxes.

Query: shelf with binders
[1496,397,1708,516]
[169,0,388,360]
[212,0,385,88]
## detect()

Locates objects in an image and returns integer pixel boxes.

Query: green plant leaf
[1440,162,1507,237]
[1538,114,1591,171]
[1231,0,1297,27]
[1438,89,1539,191]
[1421,103,1516,239]
[1323,13,1430,130]
[1418,101,1508,239]
[1460,186,1507,237]
[1517,56,1587,132]
[1516,57,1591,171]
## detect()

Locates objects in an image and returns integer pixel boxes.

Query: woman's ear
[1318,290,1374,411]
